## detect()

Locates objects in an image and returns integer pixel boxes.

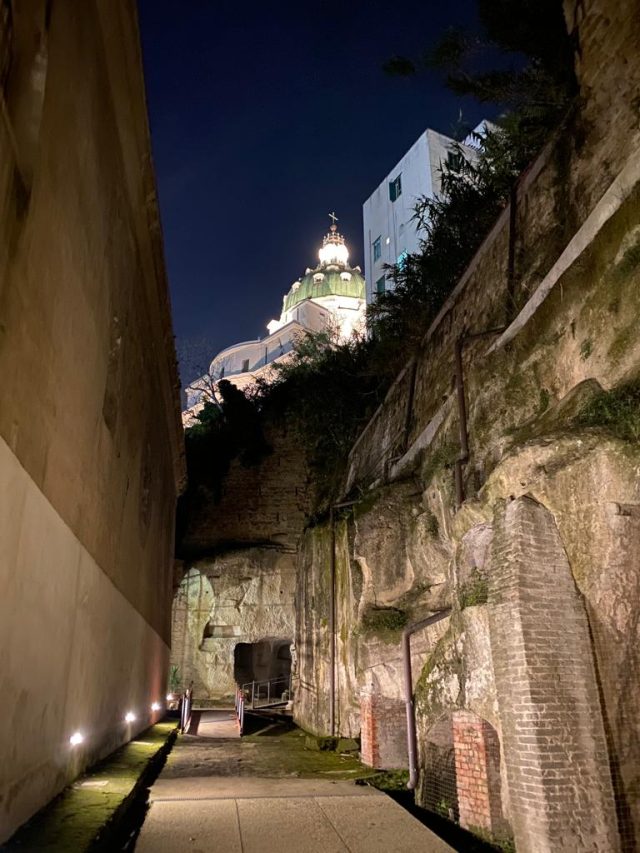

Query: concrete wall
[363,131,433,300]
[0,0,184,841]
[362,128,475,302]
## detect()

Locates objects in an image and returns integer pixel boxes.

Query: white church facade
[183,218,365,423]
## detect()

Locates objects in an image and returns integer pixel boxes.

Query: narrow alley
[134,710,455,853]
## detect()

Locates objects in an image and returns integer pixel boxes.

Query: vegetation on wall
[183,378,271,499]
[371,0,576,356]
[574,378,640,442]
[184,0,577,510]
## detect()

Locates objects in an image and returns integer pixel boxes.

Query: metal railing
[235,687,245,735]
[234,675,292,734]
[241,675,292,710]
[179,686,193,734]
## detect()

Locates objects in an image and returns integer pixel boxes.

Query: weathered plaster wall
[0,0,183,841]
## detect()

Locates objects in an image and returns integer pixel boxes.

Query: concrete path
[186,708,239,738]
[135,713,455,853]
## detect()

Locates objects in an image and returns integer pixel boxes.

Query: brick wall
[360,689,408,769]
[488,496,619,852]
[453,711,505,836]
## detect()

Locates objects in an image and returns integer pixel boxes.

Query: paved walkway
[135,712,454,853]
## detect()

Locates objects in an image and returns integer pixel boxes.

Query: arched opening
[233,638,292,688]
[421,716,459,822]
[422,711,511,846]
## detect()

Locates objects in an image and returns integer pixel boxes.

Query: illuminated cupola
[281,213,365,316]
[318,212,350,268]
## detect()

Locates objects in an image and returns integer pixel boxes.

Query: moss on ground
[357,769,410,791]
[241,722,375,780]
[5,721,177,851]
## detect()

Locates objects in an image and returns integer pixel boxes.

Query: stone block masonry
[488,496,619,852]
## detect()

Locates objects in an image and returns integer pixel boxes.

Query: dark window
[219,365,225,378]
[242,358,249,372]
[373,236,381,262]
[446,149,465,173]
[375,275,386,295]
[389,173,402,202]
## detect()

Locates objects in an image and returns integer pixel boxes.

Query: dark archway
[233,638,291,687]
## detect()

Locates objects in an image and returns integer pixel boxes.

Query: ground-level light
[125,712,136,723]
[69,732,84,746]
[151,702,161,712]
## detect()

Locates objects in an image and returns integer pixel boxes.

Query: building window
[375,275,386,295]
[219,365,225,379]
[446,148,465,173]
[242,358,249,372]
[389,173,402,202]
[396,250,407,270]
[373,236,382,262]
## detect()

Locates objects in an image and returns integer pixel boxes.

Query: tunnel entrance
[233,638,292,688]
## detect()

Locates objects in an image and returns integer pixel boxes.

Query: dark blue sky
[137,0,489,383]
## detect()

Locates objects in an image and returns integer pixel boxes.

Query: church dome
[283,216,365,313]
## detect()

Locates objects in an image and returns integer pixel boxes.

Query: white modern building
[362,124,485,304]
[183,218,366,424]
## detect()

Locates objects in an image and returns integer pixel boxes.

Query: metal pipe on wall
[402,609,451,790]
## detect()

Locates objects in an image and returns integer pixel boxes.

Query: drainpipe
[403,609,451,790]
[453,328,506,508]
[329,499,359,737]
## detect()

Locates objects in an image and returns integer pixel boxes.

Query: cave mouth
[233,638,292,688]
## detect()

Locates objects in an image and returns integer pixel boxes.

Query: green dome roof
[283,266,365,313]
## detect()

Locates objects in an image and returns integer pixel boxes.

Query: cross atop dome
[319,213,349,267]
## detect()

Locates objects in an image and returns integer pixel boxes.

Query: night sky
[137,0,490,383]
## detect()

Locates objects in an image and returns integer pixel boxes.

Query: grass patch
[574,379,640,442]
[580,338,593,360]
[538,387,551,413]
[360,605,408,641]
[459,571,489,610]
[424,509,440,538]
[422,441,458,487]
[357,769,409,791]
